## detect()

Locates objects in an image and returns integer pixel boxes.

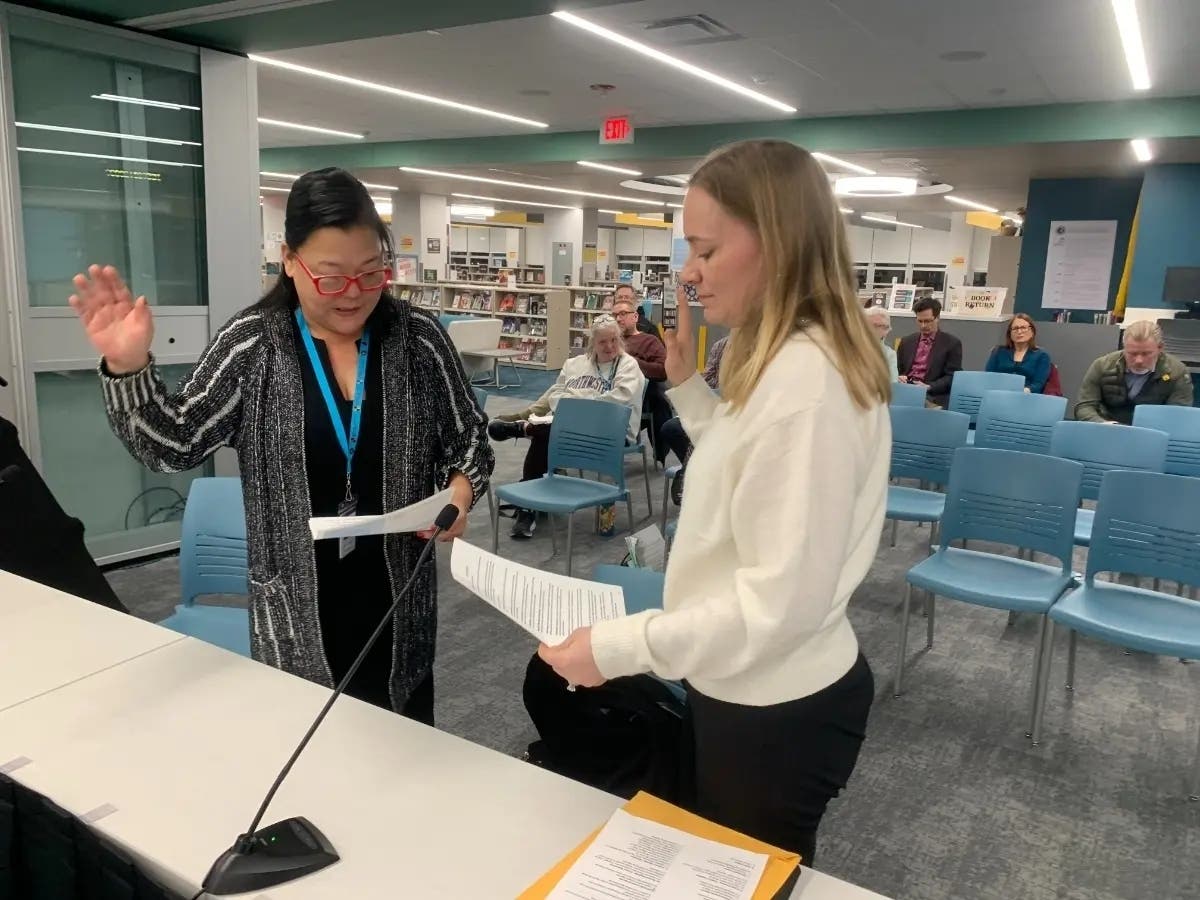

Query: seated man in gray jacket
[1074,320,1194,424]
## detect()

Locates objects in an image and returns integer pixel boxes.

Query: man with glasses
[897,297,962,408]
[612,286,666,380]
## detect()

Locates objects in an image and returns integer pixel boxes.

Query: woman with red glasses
[68,168,492,723]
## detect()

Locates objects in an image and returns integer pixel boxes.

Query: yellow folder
[518,791,801,899]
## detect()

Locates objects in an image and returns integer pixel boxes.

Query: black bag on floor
[522,654,686,801]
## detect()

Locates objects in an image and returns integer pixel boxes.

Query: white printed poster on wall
[1041,220,1118,310]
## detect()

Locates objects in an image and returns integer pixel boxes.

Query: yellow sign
[965,211,1004,231]
[399,235,415,250]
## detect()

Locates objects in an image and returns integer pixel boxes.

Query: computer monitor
[1163,267,1200,318]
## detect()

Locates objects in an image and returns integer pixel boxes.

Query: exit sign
[600,116,634,144]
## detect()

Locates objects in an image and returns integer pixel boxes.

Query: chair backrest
[1050,420,1169,501]
[179,477,248,606]
[592,564,664,615]
[974,390,1067,455]
[472,386,488,414]
[888,407,970,485]
[445,317,502,353]
[1132,405,1200,477]
[948,371,1025,424]
[889,381,928,408]
[548,398,629,489]
[1086,470,1200,588]
[938,447,1083,568]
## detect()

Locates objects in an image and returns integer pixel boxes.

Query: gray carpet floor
[106,391,1200,900]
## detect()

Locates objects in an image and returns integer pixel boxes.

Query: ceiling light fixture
[1131,138,1153,162]
[1111,0,1151,90]
[259,170,398,191]
[812,152,876,175]
[665,203,683,208]
[450,204,496,217]
[835,176,917,197]
[257,117,363,139]
[577,160,643,176]
[450,192,579,210]
[399,166,665,207]
[660,175,690,184]
[18,146,201,168]
[945,195,999,213]
[91,93,199,111]
[598,209,623,215]
[550,11,797,114]
[861,215,924,229]
[250,55,549,128]
[15,122,200,146]
[259,185,291,192]
[839,207,853,214]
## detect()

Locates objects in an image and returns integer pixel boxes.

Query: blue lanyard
[294,307,370,495]
[596,359,618,391]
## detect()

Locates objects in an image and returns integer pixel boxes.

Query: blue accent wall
[1015,177,1143,320]
[1127,164,1200,308]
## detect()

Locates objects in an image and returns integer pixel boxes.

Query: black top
[292,313,394,710]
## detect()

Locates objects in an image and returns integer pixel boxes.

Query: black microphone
[200,503,461,897]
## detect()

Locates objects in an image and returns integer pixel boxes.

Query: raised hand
[662,284,698,386]
[69,265,154,374]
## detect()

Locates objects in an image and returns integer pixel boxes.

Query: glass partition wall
[1,8,213,563]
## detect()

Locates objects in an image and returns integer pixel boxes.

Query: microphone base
[201,816,338,895]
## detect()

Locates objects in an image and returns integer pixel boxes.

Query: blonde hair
[688,140,891,411]
[587,314,624,363]
[1124,320,1163,344]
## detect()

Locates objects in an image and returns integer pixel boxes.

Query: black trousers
[682,653,874,868]
[660,416,691,467]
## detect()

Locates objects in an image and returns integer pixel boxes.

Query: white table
[0,591,890,900]
[463,347,525,389]
[0,570,184,713]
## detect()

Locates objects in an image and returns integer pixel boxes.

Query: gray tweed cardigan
[99,298,493,710]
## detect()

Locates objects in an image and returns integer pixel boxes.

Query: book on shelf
[530,321,545,337]
[499,337,515,350]
[572,295,584,309]
[517,339,534,361]
[519,322,531,336]
[570,335,585,350]
[529,297,544,316]
[602,294,614,311]
[498,292,516,312]
[532,343,548,364]
[585,294,599,310]
[571,312,586,328]
[516,295,530,314]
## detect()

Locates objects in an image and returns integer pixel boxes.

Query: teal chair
[885,407,970,550]
[660,463,682,537]
[592,564,685,704]
[973,390,1067,455]
[895,448,1083,744]
[493,398,633,575]
[159,477,251,657]
[890,381,928,408]
[1049,421,1168,547]
[948,371,1025,426]
[1045,470,1200,799]
[1133,405,1200,477]
[623,382,654,518]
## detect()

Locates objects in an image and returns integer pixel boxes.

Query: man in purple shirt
[897,297,963,408]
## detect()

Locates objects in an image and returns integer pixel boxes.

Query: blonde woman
[541,141,892,865]
[488,314,645,538]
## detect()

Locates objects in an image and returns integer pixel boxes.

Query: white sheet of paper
[625,524,667,573]
[547,809,769,900]
[449,539,625,645]
[308,488,454,541]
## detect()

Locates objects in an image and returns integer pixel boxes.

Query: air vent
[640,14,742,46]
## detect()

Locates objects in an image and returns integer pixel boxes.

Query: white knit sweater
[590,329,891,705]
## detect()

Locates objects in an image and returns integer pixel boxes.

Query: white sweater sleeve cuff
[590,609,657,680]
[665,373,719,436]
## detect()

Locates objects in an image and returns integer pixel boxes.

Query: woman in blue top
[985,313,1052,393]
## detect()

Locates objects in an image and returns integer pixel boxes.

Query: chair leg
[485,487,495,526]
[890,518,898,548]
[626,496,635,534]
[927,521,938,555]
[549,513,558,554]
[1007,611,1018,628]
[660,472,670,536]
[1029,617,1056,744]
[641,446,653,517]
[894,582,914,697]
[925,592,935,649]
[566,513,574,576]
[1191,720,1200,802]
[491,493,500,554]
[1065,630,1077,691]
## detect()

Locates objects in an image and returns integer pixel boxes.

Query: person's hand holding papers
[538,626,606,689]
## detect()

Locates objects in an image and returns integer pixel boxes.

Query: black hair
[257,167,395,317]
[912,296,942,318]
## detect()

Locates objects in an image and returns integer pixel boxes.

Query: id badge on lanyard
[295,308,371,559]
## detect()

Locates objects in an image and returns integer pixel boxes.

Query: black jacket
[897,329,963,407]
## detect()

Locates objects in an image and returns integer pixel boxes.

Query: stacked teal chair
[159,477,251,656]
[1044,470,1200,799]
[895,447,1083,744]
[948,371,1024,444]
[885,407,970,550]
[493,398,633,575]
[973,390,1067,455]
[592,564,685,703]
[890,381,928,408]
[1133,405,1200,477]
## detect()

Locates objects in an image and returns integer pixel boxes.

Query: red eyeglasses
[292,255,390,297]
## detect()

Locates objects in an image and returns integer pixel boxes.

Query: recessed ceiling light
[1131,138,1153,162]
[861,215,924,229]
[259,170,398,191]
[92,93,199,111]
[15,121,201,146]
[551,11,797,114]
[578,160,643,176]
[399,166,665,206]
[945,195,999,213]
[18,146,201,168]
[839,207,853,214]
[250,55,549,128]
[451,192,579,210]
[835,176,917,197]
[598,209,623,215]
[665,203,683,208]
[257,117,363,140]
[812,152,876,176]
[1111,0,1151,90]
